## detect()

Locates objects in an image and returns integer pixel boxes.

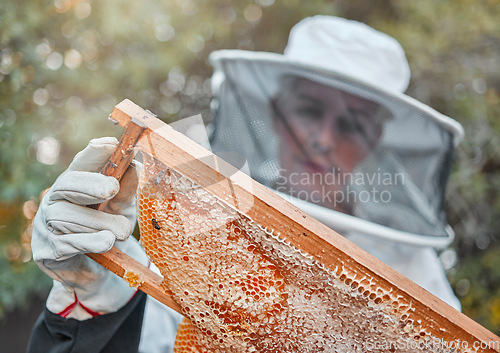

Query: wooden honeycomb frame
[87,99,500,352]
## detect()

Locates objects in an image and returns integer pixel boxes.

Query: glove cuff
[46,281,98,320]
[46,279,140,320]
[45,236,150,320]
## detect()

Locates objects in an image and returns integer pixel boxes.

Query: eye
[336,117,365,135]
[294,106,323,121]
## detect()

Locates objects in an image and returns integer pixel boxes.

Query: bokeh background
[1,0,499,350]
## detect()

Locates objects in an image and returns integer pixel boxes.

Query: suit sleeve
[27,291,147,353]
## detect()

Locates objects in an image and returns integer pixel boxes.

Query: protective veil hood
[209,16,463,248]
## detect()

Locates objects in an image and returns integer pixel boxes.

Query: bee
[151,218,161,230]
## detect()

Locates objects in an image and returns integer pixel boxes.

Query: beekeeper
[28,15,463,353]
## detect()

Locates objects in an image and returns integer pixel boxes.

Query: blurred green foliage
[451,246,500,333]
[0,0,499,333]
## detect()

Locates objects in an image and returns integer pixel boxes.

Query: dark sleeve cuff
[27,290,147,353]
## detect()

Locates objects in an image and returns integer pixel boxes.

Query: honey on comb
[136,153,469,353]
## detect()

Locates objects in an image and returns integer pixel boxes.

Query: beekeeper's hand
[32,137,148,320]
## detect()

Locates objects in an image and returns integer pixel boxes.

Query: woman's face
[273,78,383,213]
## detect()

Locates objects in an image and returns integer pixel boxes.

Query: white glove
[32,137,149,320]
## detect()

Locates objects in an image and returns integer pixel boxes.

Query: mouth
[295,157,338,175]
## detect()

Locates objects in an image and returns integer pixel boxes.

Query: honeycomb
[136,153,471,353]
[123,270,144,290]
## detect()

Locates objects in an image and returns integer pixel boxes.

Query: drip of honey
[136,153,466,353]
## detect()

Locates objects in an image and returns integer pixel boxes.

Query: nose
[308,124,337,154]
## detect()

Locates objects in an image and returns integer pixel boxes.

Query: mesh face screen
[210,58,455,240]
